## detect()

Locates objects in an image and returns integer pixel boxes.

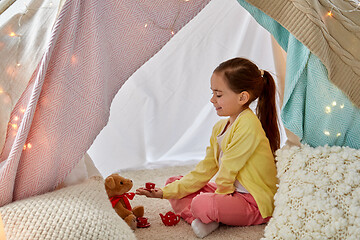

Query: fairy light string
[323,100,347,138]
[140,0,191,36]
[4,0,193,151]
[326,0,360,17]
[2,1,55,151]
[322,0,360,139]
[4,0,357,148]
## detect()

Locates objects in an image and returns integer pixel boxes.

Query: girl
[136,58,280,238]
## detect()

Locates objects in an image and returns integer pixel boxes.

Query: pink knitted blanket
[0,0,210,207]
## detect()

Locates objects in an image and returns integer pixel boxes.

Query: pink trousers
[166,176,270,226]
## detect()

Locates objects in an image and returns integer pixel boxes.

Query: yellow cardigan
[162,109,277,218]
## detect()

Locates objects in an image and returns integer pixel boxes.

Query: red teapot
[159,211,181,226]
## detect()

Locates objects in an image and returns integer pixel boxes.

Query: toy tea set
[105,174,180,230]
[138,182,181,228]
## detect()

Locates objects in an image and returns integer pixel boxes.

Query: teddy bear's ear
[105,176,116,190]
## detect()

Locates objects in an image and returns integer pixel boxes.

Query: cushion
[0,176,136,240]
[263,144,360,239]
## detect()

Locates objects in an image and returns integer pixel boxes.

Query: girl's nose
[210,95,215,103]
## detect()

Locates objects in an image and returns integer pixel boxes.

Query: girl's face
[210,72,246,124]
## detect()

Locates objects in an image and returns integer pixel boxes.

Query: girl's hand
[136,187,163,199]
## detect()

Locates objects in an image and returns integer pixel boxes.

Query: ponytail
[256,71,280,156]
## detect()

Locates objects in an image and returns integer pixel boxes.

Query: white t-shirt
[216,121,249,194]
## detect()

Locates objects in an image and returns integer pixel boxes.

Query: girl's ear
[238,91,250,104]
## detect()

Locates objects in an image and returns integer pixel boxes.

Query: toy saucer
[137,222,151,228]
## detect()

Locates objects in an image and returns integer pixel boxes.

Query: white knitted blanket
[0,176,136,240]
[263,145,360,239]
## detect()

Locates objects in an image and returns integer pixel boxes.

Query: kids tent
[0,0,287,205]
[0,0,359,239]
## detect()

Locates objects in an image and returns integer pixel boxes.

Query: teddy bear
[105,174,144,230]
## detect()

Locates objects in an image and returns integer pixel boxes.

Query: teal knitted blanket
[237,0,360,148]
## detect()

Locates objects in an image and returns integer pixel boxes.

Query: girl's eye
[211,92,222,98]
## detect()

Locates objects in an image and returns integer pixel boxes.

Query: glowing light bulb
[27,143,32,149]
[16,63,21,67]
[6,66,15,76]
[171,30,175,35]
[324,131,330,136]
[9,32,16,37]
[20,108,26,113]
[23,145,27,150]
[12,124,18,130]
[340,104,344,109]
[71,55,77,64]
[332,101,336,106]
[325,106,331,114]
[327,11,333,17]
[144,23,148,28]
[336,133,341,137]
[14,116,19,121]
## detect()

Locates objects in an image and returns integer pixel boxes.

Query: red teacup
[145,182,155,190]
[137,217,150,228]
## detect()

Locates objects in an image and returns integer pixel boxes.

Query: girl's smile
[210,72,246,125]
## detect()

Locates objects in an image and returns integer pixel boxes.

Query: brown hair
[214,58,280,155]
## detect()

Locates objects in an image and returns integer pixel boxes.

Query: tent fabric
[0,0,62,158]
[88,0,287,176]
[242,0,360,108]
[238,0,360,149]
[0,0,211,207]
